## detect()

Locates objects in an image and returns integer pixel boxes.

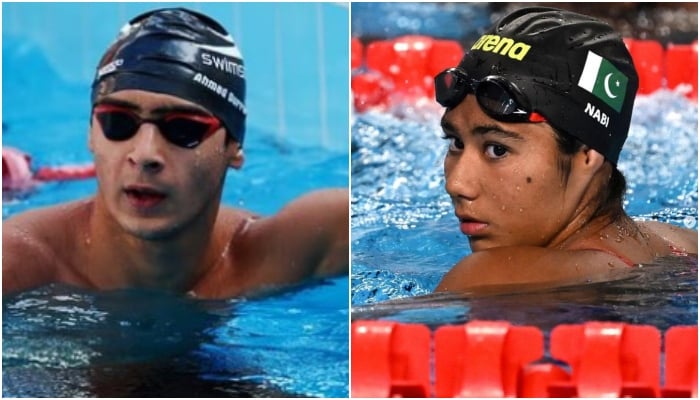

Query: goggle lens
[435,68,545,123]
[435,69,469,109]
[93,104,221,149]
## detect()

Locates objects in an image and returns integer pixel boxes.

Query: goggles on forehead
[93,104,222,149]
[434,68,546,123]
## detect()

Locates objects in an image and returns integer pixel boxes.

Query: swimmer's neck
[549,207,634,250]
[80,197,227,293]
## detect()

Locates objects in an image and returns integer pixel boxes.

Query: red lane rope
[34,164,96,182]
[2,146,94,192]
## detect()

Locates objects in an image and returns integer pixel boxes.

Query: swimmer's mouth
[124,185,166,208]
[457,214,488,236]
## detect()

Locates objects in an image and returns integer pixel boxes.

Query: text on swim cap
[584,102,610,128]
[193,73,247,116]
[201,53,245,78]
[97,59,124,79]
[471,35,531,61]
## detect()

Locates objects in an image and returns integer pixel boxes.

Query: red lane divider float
[2,146,95,192]
[666,41,699,100]
[351,320,431,398]
[663,325,698,397]
[435,321,543,397]
[352,35,463,112]
[548,322,660,397]
[626,38,666,96]
[352,36,698,113]
[351,320,698,398]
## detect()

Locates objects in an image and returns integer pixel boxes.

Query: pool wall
[2,2,349,151]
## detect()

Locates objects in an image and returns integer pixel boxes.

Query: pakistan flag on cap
[577,51,628,112]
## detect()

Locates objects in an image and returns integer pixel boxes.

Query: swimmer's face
[88,89,243,239]
[441,96,585,251]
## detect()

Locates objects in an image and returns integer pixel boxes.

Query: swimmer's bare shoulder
[3,199,93,295]
[435,221,697,294]
[216,189,348,293]
[638,220,697,253]
[434,245,634,294]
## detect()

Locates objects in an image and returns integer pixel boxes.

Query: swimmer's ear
[229,144,244,170]
[574,145,606,176]
[582,146,605,170]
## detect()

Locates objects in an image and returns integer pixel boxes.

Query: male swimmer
[433,7,697,293]
[3,8,348,298]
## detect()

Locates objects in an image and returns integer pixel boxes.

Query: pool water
[3,4,349,397]
[352,254,697,331]
[351,91,698,329]
[4,279,348,397]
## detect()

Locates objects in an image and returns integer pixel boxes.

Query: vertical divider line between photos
[346,1,354,397]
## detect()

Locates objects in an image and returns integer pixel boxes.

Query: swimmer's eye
[484,143,509,159]
[441,134,464,152]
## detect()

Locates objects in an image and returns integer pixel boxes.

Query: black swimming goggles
[434,67,546,123]
[93,103,222,149]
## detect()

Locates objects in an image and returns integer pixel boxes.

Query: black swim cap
[91,8,247,145]
[458,7,638,164]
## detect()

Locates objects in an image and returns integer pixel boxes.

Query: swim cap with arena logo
[91,8,247,145]
[458,7,638,164]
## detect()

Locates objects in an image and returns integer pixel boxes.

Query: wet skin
[435,96,697,294]
[2,90,349,299]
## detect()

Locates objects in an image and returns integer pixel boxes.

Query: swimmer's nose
[127,123,165,174]
[444,153,480,201]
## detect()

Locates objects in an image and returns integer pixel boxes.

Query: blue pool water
[4,280,348,397]
[350,4,698,332]
[3,2,348,397]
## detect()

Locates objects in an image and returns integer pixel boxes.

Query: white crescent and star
[603,73,618,98]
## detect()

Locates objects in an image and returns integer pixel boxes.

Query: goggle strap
[529,112,547,123]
